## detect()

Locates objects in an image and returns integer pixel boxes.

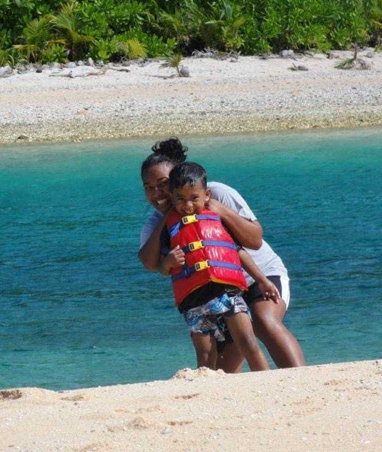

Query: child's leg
[226,313,270,371]
[216,342,244,373]
[191,333,217,369]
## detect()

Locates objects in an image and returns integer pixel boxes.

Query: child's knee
[235,331,259,354]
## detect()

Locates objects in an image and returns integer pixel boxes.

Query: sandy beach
[0,360,381,452]
[1,50,382,144]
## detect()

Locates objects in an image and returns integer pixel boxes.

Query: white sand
[1,51,382,144]
[1,361,381,452]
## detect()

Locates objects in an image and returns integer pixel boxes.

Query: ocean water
[1,128,381,390]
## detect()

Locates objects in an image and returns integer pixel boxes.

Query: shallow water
[1,128,381,390]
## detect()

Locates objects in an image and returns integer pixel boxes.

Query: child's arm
[159,246,186,275]
[238,248,281,304]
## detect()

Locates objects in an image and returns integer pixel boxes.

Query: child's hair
[141,137,188,178]
[169,162,207,192]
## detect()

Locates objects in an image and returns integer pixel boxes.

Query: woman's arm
[138,214,169,271]
[207,198,263,250]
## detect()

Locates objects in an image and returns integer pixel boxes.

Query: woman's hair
[141,137,188,178]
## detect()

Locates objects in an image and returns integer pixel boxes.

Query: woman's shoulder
[208,181,235,193]
[208,180,249,202]
[208,181,256,220]
[208,181,242,200]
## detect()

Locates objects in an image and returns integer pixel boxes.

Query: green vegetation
[1,0,381,66]
[160,52,183,76]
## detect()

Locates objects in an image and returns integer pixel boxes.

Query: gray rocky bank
[1,52,382,145]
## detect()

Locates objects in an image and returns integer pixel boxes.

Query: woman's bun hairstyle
[151,137,188,164]
[141,137,188,178]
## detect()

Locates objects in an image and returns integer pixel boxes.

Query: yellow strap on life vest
[189,240,204,251]
[195,260,210,271]
[182,214,198,225]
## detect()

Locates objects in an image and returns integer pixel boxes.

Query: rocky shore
[1,50,382,145]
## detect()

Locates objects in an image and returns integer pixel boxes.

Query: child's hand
[258,279,282,304]
[165,245,186,268]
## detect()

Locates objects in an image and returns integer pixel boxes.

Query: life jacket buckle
[195,260,210,272]
[182,214,197,225]
[189,240,204,252]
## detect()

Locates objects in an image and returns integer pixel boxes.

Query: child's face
[171,182,211,216]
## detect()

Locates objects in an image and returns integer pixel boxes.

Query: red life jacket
[166,208,247,305]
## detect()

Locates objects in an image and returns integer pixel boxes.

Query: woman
[139,137,305,371]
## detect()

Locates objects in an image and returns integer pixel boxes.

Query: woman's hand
[206,198,263,250]
[258,279,282,304]
[206,198,225,216]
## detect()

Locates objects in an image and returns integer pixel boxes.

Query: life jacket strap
[195,260,210,271]
[182,240,237,254]
[181,214,198,225]
[195,214,221,221]
[169,213,221,238]
[171,260,243,282]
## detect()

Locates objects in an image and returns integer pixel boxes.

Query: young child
[160,162,270,371]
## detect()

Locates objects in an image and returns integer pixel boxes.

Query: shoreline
[2,109,382,146]
[1,51,382,145]
[1,360,381,452]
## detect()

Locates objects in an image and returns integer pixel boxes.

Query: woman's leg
[191,333,217,369]
[250,298,306,368]
[218,300,305,370]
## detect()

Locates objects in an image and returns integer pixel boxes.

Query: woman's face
[142,163,173,214]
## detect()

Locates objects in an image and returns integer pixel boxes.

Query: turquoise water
[1,128,381,390]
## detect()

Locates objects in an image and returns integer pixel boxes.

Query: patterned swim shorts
[183,292,250,342]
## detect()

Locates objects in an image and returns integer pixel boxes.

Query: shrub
[13,16,66,63]
[51,2,96,61]
[41,43,68,63]
[115,38,147,59]
[0,0,380,62]
[0,48,15,67]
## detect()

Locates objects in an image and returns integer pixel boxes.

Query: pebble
[291,64,309,71]
[180,65,190,77]
[281,49,295,58]
[0,65,13,77]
